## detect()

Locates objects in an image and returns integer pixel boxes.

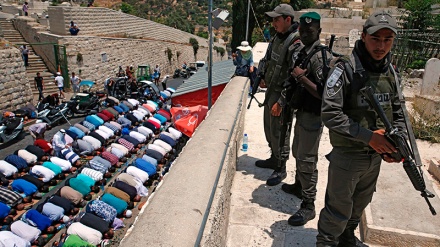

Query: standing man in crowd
[255,4,300,186]
[70,72,81,95]
[20,45,29,67]
[282,12,328,227]
[316,11,402,247]
[22,2,29,16]
[35,72,44,101]
[54,72,65,99]
[52,129,70,158]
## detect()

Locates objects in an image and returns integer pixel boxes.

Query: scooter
[0,117,23,144]
[68,93,100,116]
[38,101,74,127]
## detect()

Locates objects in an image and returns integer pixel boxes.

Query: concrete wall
[120,76,248,247]
[0,47,33,111]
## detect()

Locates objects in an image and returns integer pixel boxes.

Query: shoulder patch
[326,67,343,88]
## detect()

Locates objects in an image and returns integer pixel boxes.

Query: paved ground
[227,91,440,247]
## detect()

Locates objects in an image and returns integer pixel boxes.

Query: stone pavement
[226,91,432,247]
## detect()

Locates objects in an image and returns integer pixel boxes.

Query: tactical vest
[329,58,397,150]
[265,31,298,92]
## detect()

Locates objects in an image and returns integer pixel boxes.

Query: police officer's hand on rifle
[271,102,282,116]
[368,129,398,162]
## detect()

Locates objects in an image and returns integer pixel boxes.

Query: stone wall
[0,47,33,111]
[12,17,224,92]
[47,6,219,49]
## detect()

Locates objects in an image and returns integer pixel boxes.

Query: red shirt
[101,151,119,166]
[117,138,134,151]
[34,139,53,153]
[101,110,114,121]
[97,112,110,122]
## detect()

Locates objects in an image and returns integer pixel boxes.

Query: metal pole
[246,0,250,41]
[208,0,213,109]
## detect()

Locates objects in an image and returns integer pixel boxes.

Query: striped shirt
[89,156,111,174]
[0,187,22,206]
[117,116,131,128]
[60,149,79,165]
[109,121,122,130]
[81,121,96,131]
[51,156,73,171]
[81,167,103,181]
[117,138,134,151]
[101,151,119,166]
[103,122,119,133]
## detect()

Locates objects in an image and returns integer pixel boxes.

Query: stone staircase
[0,18,58,97]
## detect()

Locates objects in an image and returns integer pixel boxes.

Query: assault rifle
[360,86,437,215]
[247,41,273,109]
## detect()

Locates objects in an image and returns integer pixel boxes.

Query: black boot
[281,182,302,199]
[288,201,315,226]
[337,227,369,247]
[255,155,277,169]
[266,161,287,186]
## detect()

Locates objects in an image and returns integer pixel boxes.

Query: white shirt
[126,166,149,183]
[17,150,37,164]
[67,222,102,246]
[136,107,149,116]
[108,147,124,159]
[52,132,67,152]
[95,129,111,140]
[98,126,114,137]
[0,231,31,247]
[81,167,103,181]
[83,136,101,150]
[50,156,72,171]
[147,144,166,156]
[70,75,80,85]
[0,160,18,177]
[137,126,153,138]
[55,75,64,87]
[132,111,144,121]
[153,139,172,153]
[148,117,161,125]
[31,165,55,182]
[110,143,129,155]
[10,220,41,243]
[168,127,182,139]
[133,109,147,118]
[161,131,177,141]
[127,98,139,106]
[130,131,146,143]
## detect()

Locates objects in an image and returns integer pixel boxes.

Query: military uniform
[316,40,405,246]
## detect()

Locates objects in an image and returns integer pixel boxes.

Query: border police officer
[281,12,328,226]
[255,4,300,186]
[316,11,403,247]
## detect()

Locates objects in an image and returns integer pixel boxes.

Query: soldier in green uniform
[316,12,404,247]
[280,12,329,226]
[255,4,300,186]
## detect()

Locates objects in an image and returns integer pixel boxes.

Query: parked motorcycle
[69,80,102,116]
[0,116,23,144]
[38,102,74,127]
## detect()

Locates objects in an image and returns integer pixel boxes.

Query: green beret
[300,12,321,24]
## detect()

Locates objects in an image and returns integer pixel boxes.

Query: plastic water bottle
[242,133,248,151]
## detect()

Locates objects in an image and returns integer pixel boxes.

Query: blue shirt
[76,174,95,188]
[101,193,127,215]
[159,134,176,146]
[11,179,37,196]
[0,202,10,219]
[142,154,157,167]
[153,114,167,124]
[41,202,64,221]
[22,209,52,231]
[117,116,131,128]
[118,103,130,112]
[134,158,156,176]
[85,115,104,127]
[42,161,62,175]
[104,122,118,133]
[86,200,117,223]
[113,105,124,114]
[65,129,78,140]
[81,121,96,131]
[69,126,85,139]
[89,156,111,174]
[5,154,27,170]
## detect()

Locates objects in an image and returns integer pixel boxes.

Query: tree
[189,38,199,60]
[400,0,440,30]
[231,0,313,51]
[120,2,135,15]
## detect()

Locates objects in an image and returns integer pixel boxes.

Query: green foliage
[217,46,225,58]
[411,108,440,143]
[407,59,427,69]
[120,2,135,15]
[189,38,199,59]
[400,0,440,30]
[197,31,209,39]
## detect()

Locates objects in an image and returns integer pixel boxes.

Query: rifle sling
[389,65,423,168]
